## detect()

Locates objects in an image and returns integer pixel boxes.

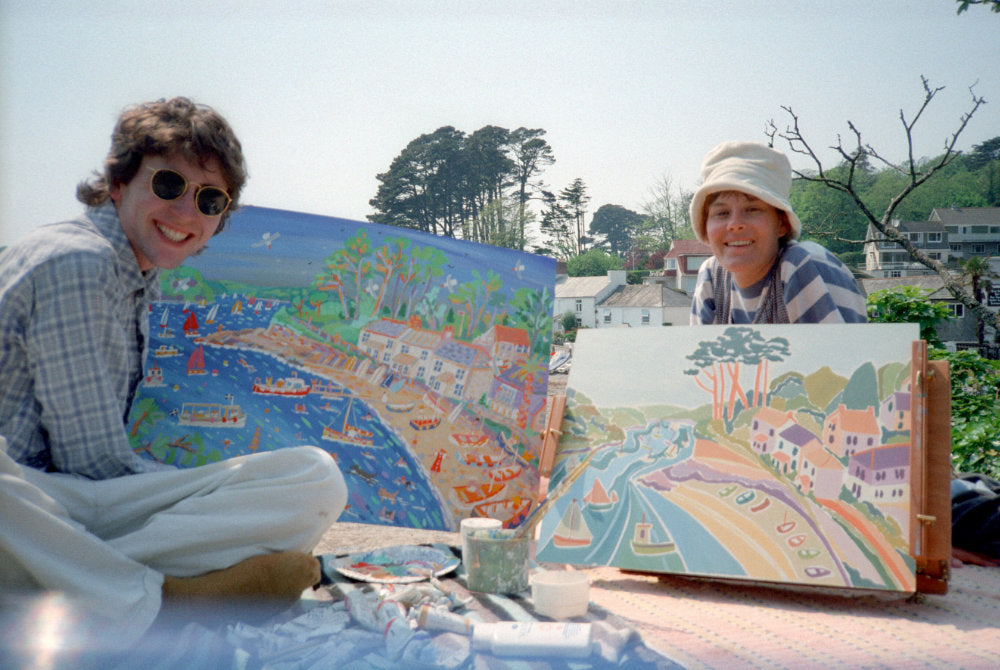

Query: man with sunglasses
[0,97,347,648]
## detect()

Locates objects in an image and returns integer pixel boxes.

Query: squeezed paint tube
[410,603,474,635]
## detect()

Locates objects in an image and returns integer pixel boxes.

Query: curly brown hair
[77,97,247,234]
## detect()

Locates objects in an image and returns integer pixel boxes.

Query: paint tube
[410,603,474,634]
[472,621,593,658]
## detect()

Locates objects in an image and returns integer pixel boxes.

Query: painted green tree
[684,327,791,420]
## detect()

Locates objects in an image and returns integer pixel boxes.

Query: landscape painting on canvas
[127,205,556,531]
[536,324,921,592]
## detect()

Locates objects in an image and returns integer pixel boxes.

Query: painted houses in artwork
[474,324,530,373]
[359,315,542,429]
[796,441,844,500]
[750,407,795,457]
[750,388,912,519]
[879,389,911,433]
[823,405,880,459]
[845,443,911,527]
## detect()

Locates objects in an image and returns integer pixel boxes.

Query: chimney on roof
[951,204,961,211]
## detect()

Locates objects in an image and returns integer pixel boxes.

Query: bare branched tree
[766,76,994,329]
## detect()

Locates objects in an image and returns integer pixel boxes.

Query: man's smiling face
[111,153,228,271]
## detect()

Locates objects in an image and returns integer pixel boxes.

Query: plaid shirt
[0,203,167,478]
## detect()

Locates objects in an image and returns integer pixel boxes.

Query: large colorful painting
[127,205,556,531]
[536,324,924,592]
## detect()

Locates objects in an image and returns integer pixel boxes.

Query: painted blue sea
[136,293,446,529]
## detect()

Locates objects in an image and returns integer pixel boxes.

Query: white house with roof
[596,283,692,328]
[554,270,627,328]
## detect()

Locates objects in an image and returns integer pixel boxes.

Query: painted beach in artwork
[536,324,922,592]
[127,205,556,531]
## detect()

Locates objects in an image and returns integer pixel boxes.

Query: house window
[974,244,986,254]
[948,303,965,318]
[641,309,650,325]
[575,299,582,312]
[665,258,677,271]
[927,232,942,243]
[575,316,582,327]
[603,310,611,324]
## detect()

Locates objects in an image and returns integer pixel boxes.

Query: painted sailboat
[205,303,219,324]
[583,478,618,511]
[321,397,374,447]
[183,311,199,338]
[630,514,675,555]
[158,308,174,338]
[187,345,206,376]
[552,500,592,548]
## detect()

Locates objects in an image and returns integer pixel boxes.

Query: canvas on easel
[127,205,556,531]
[536,324,951,594]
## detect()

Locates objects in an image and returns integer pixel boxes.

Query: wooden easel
[538,341,953,594]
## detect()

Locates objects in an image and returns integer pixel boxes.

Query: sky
[2,0,998,248]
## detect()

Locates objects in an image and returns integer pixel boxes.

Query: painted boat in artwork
[178,400,246,428]
[410,416,441,431]
[187,345,206,376]
[453,481,505,505]
[321,397,374,447]
[183,310,199,338]
[552,500,593,548]
[143,363,165,387]
[253,372,311,396]
[583,478,618,511]
[630,515,675,556]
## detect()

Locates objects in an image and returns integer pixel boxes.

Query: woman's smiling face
[705,190,790,288]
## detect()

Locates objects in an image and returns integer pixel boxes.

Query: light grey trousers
[0,437,346,645]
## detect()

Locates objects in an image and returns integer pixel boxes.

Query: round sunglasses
[147,167,231,217]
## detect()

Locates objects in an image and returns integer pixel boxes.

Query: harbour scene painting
[536,324,922,592]
[127,205,556,531]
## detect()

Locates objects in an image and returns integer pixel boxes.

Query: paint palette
[333,545,460,583]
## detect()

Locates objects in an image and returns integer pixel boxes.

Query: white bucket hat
[689,141,802,243]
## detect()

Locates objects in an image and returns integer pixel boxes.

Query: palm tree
[959,256,998,347]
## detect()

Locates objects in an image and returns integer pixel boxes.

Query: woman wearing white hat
[688,142,867,325]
